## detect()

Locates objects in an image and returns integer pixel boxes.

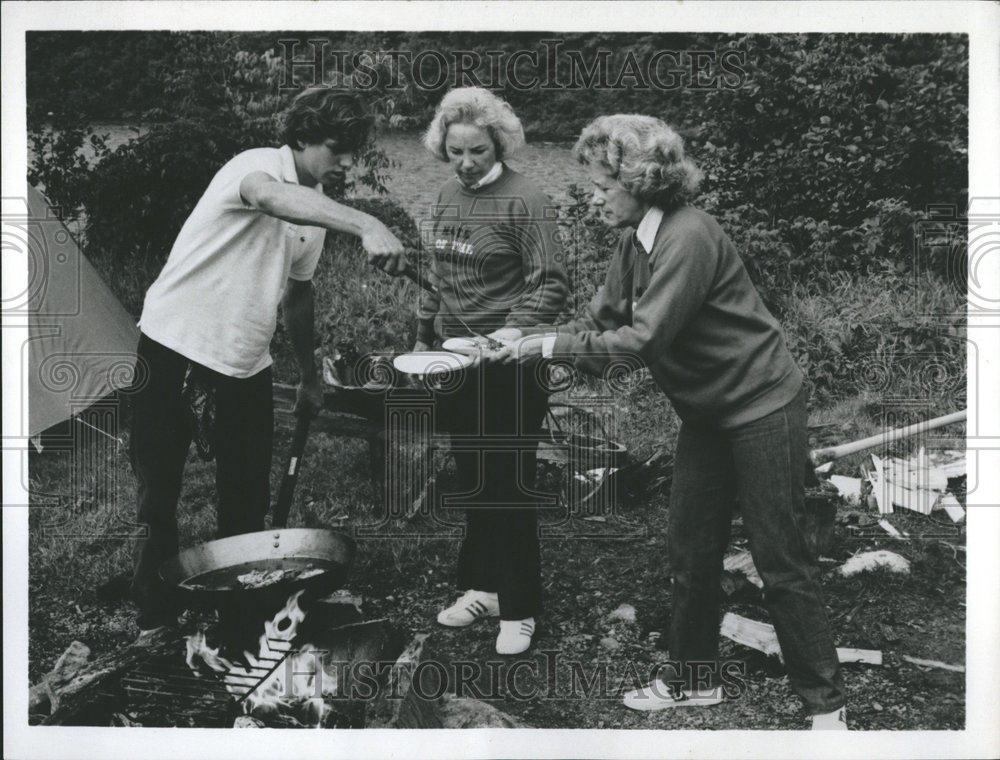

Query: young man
[129,87,405,634]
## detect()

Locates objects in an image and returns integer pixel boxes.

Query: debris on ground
[319,589,364,612]
[233,715,267,728]
[836,647,883,665]
[877,519,907,540]
[600,636,621,651]
[608,603,637,624]
[110,712,143,727]
[936,493,966,523]
[829,475,863,504]
[723,550,763,588]
[838,550,911,577]
[866,448,965,517]
[720,613,783,659]
[29,640,91,714]
[721,613,883,666]
[901,655,964,673]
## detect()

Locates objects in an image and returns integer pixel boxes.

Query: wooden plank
[836,648,882,665]
[901,655,964,673]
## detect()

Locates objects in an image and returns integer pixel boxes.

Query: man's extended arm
[240,172,405,273]
[282,278,323,417]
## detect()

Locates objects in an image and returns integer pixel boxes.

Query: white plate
[441,336,511,351]
[393,351,473,376]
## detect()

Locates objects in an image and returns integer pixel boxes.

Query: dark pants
[664,385,845,715]
[128,334,273,628]
[443,361,549,621]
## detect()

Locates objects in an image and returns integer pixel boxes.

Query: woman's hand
[486,327,523,343]
[493,335,546,365]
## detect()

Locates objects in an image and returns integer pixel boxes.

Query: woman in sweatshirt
[489,115,847,729]
[416,87,568,655]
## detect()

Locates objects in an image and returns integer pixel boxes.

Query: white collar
[465,162,504,190]
[635,206,664,253]
[283,144,323,190]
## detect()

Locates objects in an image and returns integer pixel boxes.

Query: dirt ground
[27,400,966,730]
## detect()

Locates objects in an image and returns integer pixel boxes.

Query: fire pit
[41,592,412,729]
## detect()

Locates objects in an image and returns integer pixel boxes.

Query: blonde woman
[491,115,846,728]
[417,87,567,655]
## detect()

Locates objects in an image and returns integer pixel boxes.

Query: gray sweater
[548,205,803,429]
[417,165,568,343]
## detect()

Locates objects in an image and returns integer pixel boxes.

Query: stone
[439,695,526,728]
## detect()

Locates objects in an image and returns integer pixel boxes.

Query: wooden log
[29,641,91,715]
[42,627,177,725]
[366,633,444,728]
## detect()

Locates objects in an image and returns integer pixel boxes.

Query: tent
[26,184,139,437]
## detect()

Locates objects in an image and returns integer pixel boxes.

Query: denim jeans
[442,361,550,620]
[128,334,273,628]
[665,385,845,714]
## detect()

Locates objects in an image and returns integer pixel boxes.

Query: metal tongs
[393,260,503,350]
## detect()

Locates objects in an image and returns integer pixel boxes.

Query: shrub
[780,271,965,404]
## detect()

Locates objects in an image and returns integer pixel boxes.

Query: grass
[27,170,967,728]
[28,379,966,729]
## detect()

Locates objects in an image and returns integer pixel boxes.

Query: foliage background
[27,31,967,409]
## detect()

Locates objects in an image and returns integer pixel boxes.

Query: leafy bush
[780,271,965,404]
[26,32,968,411]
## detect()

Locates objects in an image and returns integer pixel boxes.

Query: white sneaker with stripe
[436,589,499,627]
[496,617,536,655]
[622,680,724,711]
[811,707,848,730]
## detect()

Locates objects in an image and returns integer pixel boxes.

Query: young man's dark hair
[280,86,374,152]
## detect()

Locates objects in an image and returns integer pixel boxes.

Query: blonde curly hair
[423,87,526,161]
[573,115,703,210]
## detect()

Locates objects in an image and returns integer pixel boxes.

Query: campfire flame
[184,590,338,727]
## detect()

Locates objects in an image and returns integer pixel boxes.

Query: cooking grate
[113,636,295,727]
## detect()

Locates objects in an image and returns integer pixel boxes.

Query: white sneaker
[622,680,724,711]
[496,618,535,655]
[811,707,848,730]
[436,590,499,627]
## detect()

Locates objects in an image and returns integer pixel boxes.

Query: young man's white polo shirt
[139,145,326,378]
